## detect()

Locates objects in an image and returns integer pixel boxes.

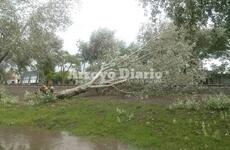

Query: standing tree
[79,28,126,67]
[56,51,80,85]
[0,0,77,74]
[29,31,63,83]
[139,0,230,58]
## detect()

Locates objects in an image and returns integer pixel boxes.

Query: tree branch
[0,51,9,64]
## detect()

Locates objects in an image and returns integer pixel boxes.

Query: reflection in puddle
[0,128,137,150]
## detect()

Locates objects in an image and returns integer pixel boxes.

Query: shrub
[170,94,230,111]
[24,91,56,105]
[0,87,18,104]
[203,94,230,111]
[169,96,200,110]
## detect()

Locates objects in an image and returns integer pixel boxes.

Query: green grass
[0,97,230,150]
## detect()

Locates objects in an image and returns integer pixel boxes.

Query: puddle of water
[0,128,137,150]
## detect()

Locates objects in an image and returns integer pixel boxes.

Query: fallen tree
[55,25,205,99]
[55,46,143,99]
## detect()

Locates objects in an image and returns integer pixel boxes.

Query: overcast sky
[57,0,148,54]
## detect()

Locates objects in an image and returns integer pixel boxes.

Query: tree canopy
[79,28,126,65]
[0,0,77,82]
[140,0,230,59]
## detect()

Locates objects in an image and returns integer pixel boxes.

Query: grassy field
[0,97,229,150]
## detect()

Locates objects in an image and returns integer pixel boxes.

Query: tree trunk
[56,85,89,99]
[55,79,128,99]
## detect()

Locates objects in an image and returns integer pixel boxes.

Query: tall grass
[170,94,230,111]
